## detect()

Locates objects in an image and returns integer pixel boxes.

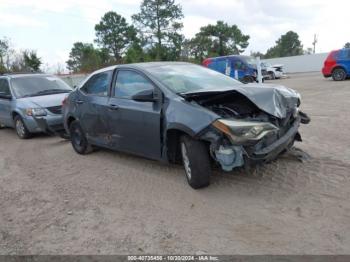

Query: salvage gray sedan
[63,62,310,189]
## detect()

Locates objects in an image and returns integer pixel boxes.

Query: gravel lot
[0,72,350,255]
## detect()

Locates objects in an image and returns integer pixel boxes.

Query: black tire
[69,120,93,154]
[14,115,31,139]
[241,76,255,84]
[180,135,211,189]
[268,71,276,80]
[332,68,346,81]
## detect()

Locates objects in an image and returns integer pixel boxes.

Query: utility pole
[312,34,318,54]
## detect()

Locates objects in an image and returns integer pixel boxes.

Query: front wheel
[14,115,31,139]
[180,136,211,189]
[332,68,346,81]
[69,120,93,154]
[268,71,276,80]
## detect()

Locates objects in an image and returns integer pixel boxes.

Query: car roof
[127,61,191,69]
[90,62,194,74]
[0,73,54,79]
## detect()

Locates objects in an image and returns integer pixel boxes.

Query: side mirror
[0,92,12,100]
[132,89,157,102]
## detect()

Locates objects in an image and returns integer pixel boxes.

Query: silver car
[0,74,72,139]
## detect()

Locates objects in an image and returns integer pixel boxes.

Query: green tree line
[0,38,42,74]
[2,0,348,74]
[66,0,311,73]
[66,0,251,73]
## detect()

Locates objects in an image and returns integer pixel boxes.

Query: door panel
[107,69,162,159]
[107,97,161,159]
[0,99,12,126]
[76,70,113,146]
[344,49,350,74]
[0,79,13,126]
[77,93,110,146]
[338,49,350,74]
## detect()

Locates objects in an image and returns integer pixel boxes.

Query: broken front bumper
[245,116,301,162]
[34,117,69,139]
[213,115,307,171]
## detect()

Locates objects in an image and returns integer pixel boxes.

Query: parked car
[261,62,285,79]
[63,62,310,189]
[322,48,350,81]
[203,55,268,83]
[0,73,72,139]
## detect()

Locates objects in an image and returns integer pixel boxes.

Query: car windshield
[242,56,257,66]
[11,76,72,98]
[147,64,242,94]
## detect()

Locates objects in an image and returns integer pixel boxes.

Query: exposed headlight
[212,119,278,145]
[26,108,47,117]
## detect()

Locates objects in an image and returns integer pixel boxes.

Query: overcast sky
[1,0,349,70]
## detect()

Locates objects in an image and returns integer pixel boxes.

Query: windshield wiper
[24,89,71,97]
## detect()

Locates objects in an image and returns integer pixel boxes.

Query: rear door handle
[108,104,119,110]
[76,100,84,104]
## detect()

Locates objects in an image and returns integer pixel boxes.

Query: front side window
[0,79,11,96]
[81,71,112,96]
[114,70,154,99]
[11,76,72,98]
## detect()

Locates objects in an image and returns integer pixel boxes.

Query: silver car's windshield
[11,76,72,98]
[147,64,242,94]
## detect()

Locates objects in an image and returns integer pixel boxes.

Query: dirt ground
[0,72,350,255]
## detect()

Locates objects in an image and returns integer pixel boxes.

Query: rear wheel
[332,68,346,81]
[14,115,31,139]
[180,135,211,189]
[268,71,276,80]
[69,120,93,154]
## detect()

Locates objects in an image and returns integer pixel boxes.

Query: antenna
[312,34,318,54]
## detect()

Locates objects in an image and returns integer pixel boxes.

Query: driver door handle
[75,100,84,104]
[108,104,119,110]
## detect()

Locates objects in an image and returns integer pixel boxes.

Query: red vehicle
[322,48,350,81]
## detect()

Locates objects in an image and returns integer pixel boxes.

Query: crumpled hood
[237,83,300,118]
[19,93,68,108]
[183,83,300,119]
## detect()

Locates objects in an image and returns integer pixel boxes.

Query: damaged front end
[186,87,310,172]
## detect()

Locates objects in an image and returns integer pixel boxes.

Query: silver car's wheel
[181,142,192,180]
[268,71,276,80]
[14,116,31,139]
